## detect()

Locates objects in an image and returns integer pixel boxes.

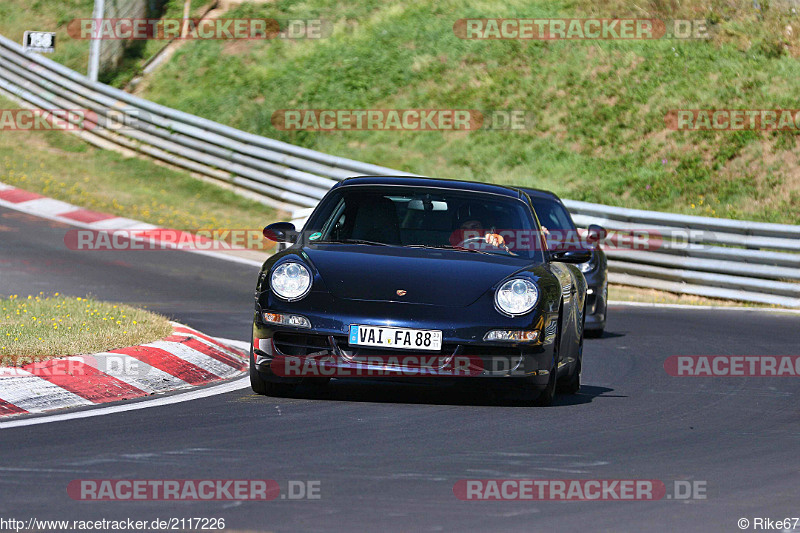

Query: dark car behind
[518,188,608,336]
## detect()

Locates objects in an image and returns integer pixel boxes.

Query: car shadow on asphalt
[587,330,626,340]
[554,385,624,406]
[275,381,619,408]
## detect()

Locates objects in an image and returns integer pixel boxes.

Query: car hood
[302,244,534,307]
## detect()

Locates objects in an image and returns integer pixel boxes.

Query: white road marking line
[0,377,251,429]
[89,218,156,230]
[10,197,75,215]
[213,338,250,352]
[146,340,241,378]
[88,353,192,393]
[0,369,93,412]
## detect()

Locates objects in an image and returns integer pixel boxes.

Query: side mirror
[263,222,297,243]
[587,224,607,242]
[551,250,592,264]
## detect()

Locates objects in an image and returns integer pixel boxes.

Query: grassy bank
[0,293,173,363]
[0,94,280,232]
[131,0,800,224]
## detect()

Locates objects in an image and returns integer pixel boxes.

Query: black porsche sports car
[519,188,608,336]
[251,176,590,405]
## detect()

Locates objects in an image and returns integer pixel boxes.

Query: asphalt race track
[1,206,798,532]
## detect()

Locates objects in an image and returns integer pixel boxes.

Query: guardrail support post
[87,0,105,83]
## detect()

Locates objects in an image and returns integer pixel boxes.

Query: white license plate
[348,325,442,351]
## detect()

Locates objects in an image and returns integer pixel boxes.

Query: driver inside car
[459,218,506,248]
[454,204,506,249]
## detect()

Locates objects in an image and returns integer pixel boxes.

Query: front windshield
[305,185,544,261]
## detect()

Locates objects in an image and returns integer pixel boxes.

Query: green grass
[100,0,215,87]
[0,94,280,232]
[128,0,800,224]
[0,293,173,362]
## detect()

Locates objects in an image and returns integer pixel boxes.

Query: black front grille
[458,345,526,374]
[272,332,333,356]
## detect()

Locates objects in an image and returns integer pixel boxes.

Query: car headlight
[270,262,311,300]
[495,278,539,316]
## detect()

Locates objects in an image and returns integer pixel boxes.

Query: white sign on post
[23,31,56,53]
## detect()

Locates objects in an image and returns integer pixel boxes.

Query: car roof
[334,175,524,199]
[515,187,564,203]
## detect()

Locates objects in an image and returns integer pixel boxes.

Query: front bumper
[253,333,553,382]
[582,269,607,330]
[584,284,607,329]
[251,296,559,387]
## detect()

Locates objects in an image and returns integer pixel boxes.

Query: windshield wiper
[406,244,490,254]
[409,244,518,256]
[335,238,393,246]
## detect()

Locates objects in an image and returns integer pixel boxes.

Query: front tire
[250,343,297,396]
[558,358,581,394]
[250,343,268,395]
[559,304,584,394]
[528,303,562,406]
[585,294,606,338]
[532,366,557,406]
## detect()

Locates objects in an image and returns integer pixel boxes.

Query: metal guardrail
[1,33,799,307]
[567,203,800,307]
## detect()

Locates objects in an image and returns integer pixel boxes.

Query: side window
[321,198,347,240]
[331,212,346,240]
